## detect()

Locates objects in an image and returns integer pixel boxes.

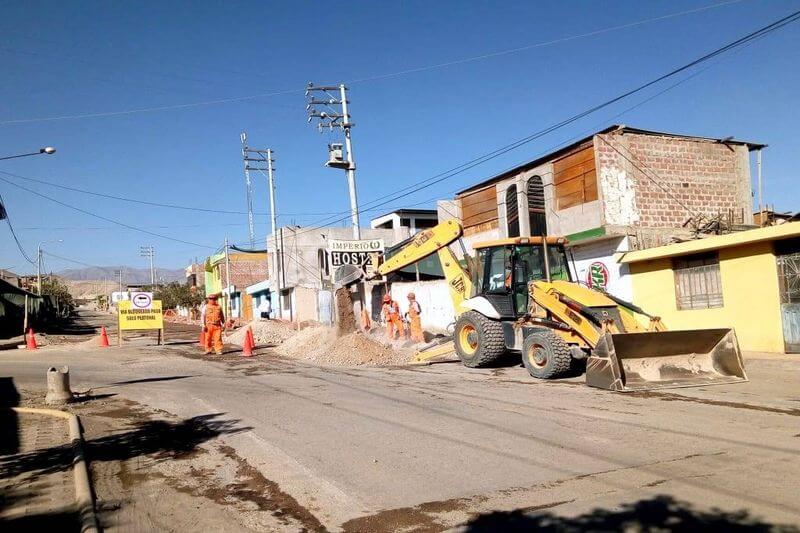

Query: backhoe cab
[453,237,576,371]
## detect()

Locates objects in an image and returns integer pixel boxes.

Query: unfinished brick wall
[595,132,753,231]
[228,259,268,289]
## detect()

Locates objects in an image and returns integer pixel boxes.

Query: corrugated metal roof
[618,223,800,264]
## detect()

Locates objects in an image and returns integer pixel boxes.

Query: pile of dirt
[227,320,294,347]
[334,288,357,336]
[279,325,410,366]
[5,332,51,348]
[164,314,200,325]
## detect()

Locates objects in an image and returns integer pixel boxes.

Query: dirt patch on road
[215,445,326,531]
[14,391,324,532]
[341,497,471,533]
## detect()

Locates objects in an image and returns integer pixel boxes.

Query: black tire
[453,311,506,368]
[521,330,573,379]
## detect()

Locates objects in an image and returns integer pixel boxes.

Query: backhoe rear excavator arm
[376,219,472,313]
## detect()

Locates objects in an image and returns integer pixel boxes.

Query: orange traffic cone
[246,327,255,348]
[242,327,254,357]
[99,326,110,347]
[26,328,38,350]
[199,328,206,347]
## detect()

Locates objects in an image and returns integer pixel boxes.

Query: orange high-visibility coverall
[407,299,424,343]
[361,308,372,332]
[381,300,404,340]
[202,302,225,354]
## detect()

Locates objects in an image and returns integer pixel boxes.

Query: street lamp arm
[0,147,56,161]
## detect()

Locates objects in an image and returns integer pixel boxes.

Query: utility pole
[240,133,256,247]
[306,83,361,239]
[139,245,155,287]
[240,133,282,319]
[757,148,763,226]
[115,268,124,294]
[36,239,63,294]
[224,237,232,319]
[36,246,42,295]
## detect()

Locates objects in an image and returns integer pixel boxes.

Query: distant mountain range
[57,266,185,284]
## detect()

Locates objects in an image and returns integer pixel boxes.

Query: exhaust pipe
[586,328,747,392]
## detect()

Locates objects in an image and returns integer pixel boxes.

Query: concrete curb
[12,407,100,533]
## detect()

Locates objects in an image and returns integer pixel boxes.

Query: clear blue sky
[0,0,798,273]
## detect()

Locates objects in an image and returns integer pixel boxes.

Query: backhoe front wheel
[454,311,506,368]
[522,330,573,379]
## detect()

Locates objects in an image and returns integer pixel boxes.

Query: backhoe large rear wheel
[454,311,506,368]
[522,330,573,379]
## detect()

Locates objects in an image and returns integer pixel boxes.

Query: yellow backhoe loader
[375,219,747,392]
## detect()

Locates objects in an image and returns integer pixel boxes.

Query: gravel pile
[227,320,295,347]
[279,325,410,366]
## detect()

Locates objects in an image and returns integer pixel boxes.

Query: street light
[37,239,63,294]
[0,147,57,161]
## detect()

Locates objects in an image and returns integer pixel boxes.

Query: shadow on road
[0,412,249,482]
[43,313,100,337]
[463,495,799,533]
[1,409,249,530]
[108,375,197,386]
[0,506,80,532]
[0,377,20,455]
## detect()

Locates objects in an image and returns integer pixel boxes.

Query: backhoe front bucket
[586,329,747,392]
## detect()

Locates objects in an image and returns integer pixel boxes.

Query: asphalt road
[2,310,799,531]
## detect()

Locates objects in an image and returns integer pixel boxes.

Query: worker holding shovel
[381,294,404,340]
[406,292,424,343]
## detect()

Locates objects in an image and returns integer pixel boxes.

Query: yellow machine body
[376,220,747,391]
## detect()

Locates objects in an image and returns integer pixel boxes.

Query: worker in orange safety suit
[406,292,424,343]
[201,294,225,355]
[361,307,372,332]
[381,294,404,340]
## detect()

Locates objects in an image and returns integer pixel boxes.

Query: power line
[347,0,747,85]
[0,169,253,214]
[285,8,800,238]
[0,193,36,264]
[0,169,341,217]
[42,250,102,269]
[0,175,216,250]
[17,222,262,231]
[0,0,745,126]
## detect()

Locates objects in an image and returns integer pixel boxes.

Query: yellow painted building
[619,223,800,353]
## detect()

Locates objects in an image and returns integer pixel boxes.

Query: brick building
[204,251,268,321]
[440,125,765,300]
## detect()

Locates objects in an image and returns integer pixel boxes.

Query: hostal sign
[328,239,384,275]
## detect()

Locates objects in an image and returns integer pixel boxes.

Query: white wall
[390,279,455,333]
[568,236,632,301]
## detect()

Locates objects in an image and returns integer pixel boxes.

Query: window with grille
[527,175,546,236]
[505,185,519,237]
[673,253,723,310]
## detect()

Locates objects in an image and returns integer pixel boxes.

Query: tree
[41,277,76,313]
[153,282,205,310]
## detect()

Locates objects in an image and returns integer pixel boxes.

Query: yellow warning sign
[118,300,164,330]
